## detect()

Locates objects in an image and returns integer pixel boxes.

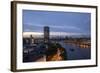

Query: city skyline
[23,32,90,38]
[23,10,91,62]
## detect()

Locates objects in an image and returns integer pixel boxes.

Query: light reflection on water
[59,41,91,60]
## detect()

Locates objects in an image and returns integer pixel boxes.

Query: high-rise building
[44,26,49,43]
[30,35,35,44]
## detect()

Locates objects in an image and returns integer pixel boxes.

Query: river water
[59,41,91,60]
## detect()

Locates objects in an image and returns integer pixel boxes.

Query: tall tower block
[44,26,49,43]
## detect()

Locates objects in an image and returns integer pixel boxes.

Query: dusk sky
[23,10,91,36]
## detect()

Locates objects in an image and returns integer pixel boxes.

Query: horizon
[23,32,90,38]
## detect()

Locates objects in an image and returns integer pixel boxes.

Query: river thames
[59,41,91,60]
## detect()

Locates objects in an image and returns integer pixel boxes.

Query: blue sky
[23,10,91,36]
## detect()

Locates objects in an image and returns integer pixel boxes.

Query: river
[59,41,91,60]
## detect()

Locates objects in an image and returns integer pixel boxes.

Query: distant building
[23,35,36,45]
[30,35,34,44]
[23,37,31,45]
[44,26,50,43]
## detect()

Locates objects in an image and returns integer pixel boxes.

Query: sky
[23,10,91,36]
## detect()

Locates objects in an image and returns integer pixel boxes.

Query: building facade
[44,26,50,43]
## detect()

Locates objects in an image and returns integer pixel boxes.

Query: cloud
[23,23,81,32]
[50,25,80,31]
